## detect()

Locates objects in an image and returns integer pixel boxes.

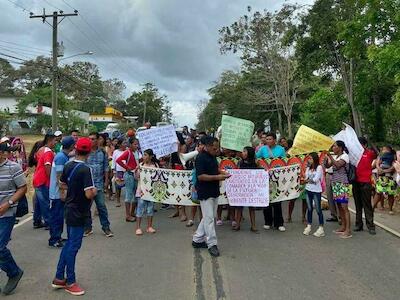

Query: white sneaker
[263,225,271,230]
[313,226,325,237]
[303,225,312,236]
[278,226,286,232]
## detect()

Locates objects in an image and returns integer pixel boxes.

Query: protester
[70,130,79,142]
[303,152,325,237]
[48,136,76,248]
[52,137,97,296]
[54,131,63,153]
[116,138,139,222]
[111,140,128,206]
[353,137,376,234]
[0,143,27,295]
[233,146,259,232]
[251,129,263,148]
[279,137,289,151]
[373,145,396,214]
[192,136,230,257]
[325,141,352,238]
[32,133,57,229]
[256,132,286,232]
[84,132,113,237]
[135,149,158,235]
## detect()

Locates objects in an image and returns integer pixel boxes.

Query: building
[89,106,138,131]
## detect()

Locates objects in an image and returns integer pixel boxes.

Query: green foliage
[0,58,15,96]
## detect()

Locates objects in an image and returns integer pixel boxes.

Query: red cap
[75,137,92,153]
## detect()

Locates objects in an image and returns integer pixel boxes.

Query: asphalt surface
[2,200,400,300]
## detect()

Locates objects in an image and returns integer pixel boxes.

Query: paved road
[2,200,400,300]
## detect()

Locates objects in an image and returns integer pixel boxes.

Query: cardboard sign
[136,125,178,158]
[220,115,254,152]
[288,125,334,156]
[225,169,270,207]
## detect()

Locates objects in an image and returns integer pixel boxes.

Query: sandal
[169,212,179,218]
[126,217,136,222]
[340,234,353,239]
[232,226,240,231]
[135,228,143,236]
[146,227,156,234]
[116,203,121,207]
[180,216,188,222]
[250,227,259,233]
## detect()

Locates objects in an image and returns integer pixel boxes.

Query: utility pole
[30,9,78,131]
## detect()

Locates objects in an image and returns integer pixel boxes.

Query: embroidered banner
[139,164,300,206]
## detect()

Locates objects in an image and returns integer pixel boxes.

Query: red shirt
[33,147,55,188]
[116,149,137,171]
[356,149,376,183]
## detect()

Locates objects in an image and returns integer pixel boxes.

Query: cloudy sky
[1,0,313,127]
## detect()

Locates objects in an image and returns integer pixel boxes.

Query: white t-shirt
[112,149,126,172]
[305,165,323,193]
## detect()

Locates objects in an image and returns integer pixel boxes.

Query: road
[2,200,400,300]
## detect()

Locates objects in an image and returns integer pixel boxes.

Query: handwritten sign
[288,125,334,156]
[225,169,270,207]
[220,115,255,152]
[136,125,178,158]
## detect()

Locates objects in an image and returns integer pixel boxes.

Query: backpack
[346,163,357,184]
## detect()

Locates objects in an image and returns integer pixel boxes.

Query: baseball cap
[75,137,92,153]
[61,136,76,149]
[0,136,10,144]
[54,130,63,137]
[0,143,11,152]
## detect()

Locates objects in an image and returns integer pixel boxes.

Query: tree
[14,56,52,93]
[125,83,172,125]
[219,5,300,137]
[103,78,126,104]
[0,58,15,96]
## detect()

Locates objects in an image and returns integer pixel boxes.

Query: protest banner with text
[136,125,178,158]
[288,125,334,156]
[220,115,254,152]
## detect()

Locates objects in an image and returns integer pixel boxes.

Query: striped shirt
[0,159,27,218]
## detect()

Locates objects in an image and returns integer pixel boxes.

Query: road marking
[14,215,33,228]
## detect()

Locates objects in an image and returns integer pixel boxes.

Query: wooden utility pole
[30,9,78,131]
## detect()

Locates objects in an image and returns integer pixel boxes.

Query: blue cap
[61,136,76,149]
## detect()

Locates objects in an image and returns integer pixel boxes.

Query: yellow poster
[288,125,334,156]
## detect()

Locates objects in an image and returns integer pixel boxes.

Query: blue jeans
[33,185,50,226]
[55,226,84,285]
[123,172,137,203]
[84,190,110,231]
[49,199,65,245]
[136,198,154,217]
[0,216,22,278]
[306,191,324,225]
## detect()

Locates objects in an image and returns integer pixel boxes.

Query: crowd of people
[0,124,399,296]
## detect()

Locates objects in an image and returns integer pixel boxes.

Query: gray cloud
[1,0,313,127]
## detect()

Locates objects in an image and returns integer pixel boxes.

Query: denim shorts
[136,198,154,217]
[123,172,137,203]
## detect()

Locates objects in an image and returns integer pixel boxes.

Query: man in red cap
[52,137,97,296]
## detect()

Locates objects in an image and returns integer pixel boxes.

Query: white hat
[54,130,63,137]
[0,136,10,143]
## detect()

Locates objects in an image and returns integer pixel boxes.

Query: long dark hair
[43,134,55,146]
[28,140,44,167]
[242,146,257,168]
[144,149,159,166]
[309,152,320,170]
[335,140,348,154]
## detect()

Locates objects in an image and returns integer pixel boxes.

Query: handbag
[16,194,29,217]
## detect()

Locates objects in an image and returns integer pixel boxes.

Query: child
[303,152,325,237]
[233,146,258,232]
[380,146,395,175]
[135,149,158,235]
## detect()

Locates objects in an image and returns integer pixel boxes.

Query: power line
[5,0,31,13]
[42,0,63,11]
[0,40,51,53]
[0,47,37,60]
[0,44,50,56]
[0,52,26,61]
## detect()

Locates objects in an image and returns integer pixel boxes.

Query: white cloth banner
[333,123,363,166]
[225,169,270,207]
[139,165,300,206]
[136,125,178,158]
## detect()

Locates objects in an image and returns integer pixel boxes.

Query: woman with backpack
[303,152,325,237]
[325,141,352,239]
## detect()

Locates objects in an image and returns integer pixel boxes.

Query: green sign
[220,115,255,151]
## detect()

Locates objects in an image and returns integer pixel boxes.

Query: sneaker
[354,227,363,232]
[186,220,194,227]
[216,220,223,226]
[33,222,45,229]
[103,229,114,237]
[65,283,85,296]
[303,225,312,236]
[146,227,156,234]
[231,221,237,227]
[52,278,67,289]
[208,245,220,257]
[313,226,325,237]
[192,241,207,249]
[278,226,286,232]
[83,229,93,237]
[136,228,143,236]
[263,225,271,230]
[326,217,338,222]
[3,269,23,295]
[49,241,64,248]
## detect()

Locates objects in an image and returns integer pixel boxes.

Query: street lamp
[59,51,94,61]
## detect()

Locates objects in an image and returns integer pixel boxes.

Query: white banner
[334,123,363,166]
[225,169,270,207]
[139,164,300,206]
[136,125,178,158]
